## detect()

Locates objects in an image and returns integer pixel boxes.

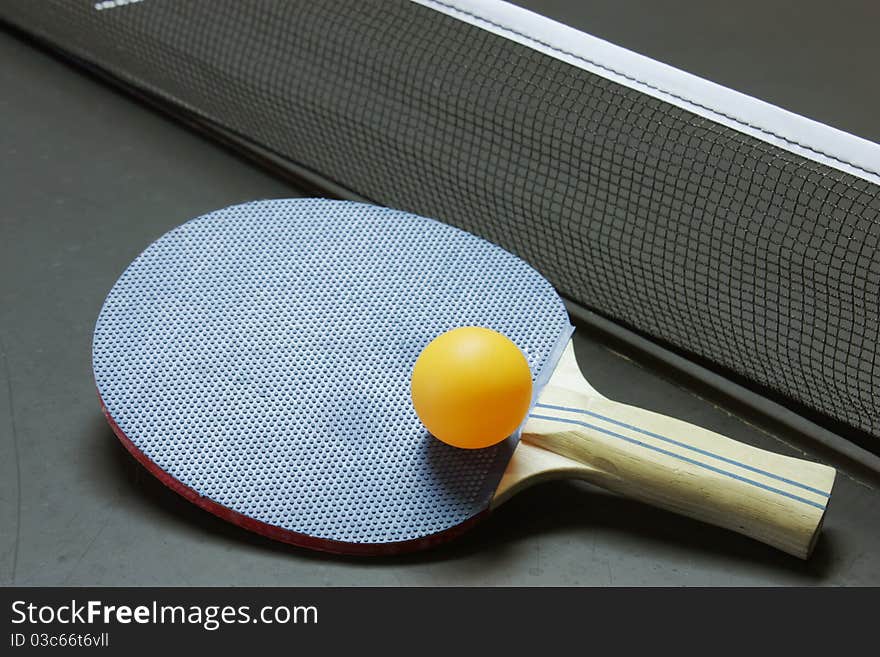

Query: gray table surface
[515,0,880,144]
[2,5,879,586]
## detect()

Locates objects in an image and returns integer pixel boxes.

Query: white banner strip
[412,0,880,185]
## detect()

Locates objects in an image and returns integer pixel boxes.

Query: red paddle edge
[98,389,490,556]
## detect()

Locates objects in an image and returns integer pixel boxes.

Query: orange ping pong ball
[410,327,533,449]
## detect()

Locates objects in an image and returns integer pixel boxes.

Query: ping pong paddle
[93,199,835,559]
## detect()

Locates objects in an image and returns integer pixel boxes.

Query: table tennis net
[4,0,878,444]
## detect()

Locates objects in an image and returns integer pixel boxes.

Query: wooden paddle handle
[522,359,835,558]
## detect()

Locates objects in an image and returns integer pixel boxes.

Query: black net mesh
[4,0,878,440]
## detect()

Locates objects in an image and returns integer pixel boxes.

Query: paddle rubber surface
[93,199,573,552]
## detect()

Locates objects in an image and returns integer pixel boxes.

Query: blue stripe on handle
[529,413,827,510]
[535,402,829,498]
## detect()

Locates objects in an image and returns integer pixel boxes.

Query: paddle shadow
[95,413,839,581]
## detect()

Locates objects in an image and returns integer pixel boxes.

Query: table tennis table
[1,0,879,585]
